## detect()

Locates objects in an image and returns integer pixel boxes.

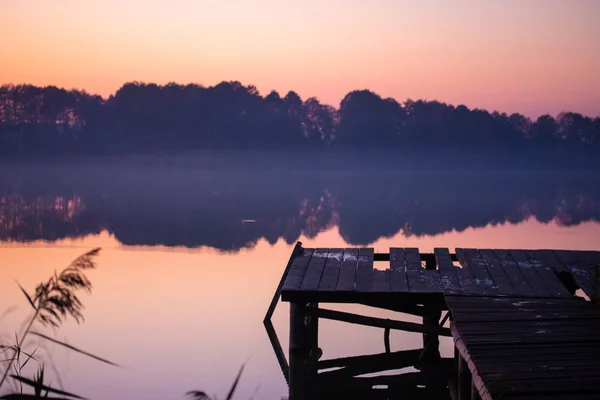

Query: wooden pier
[265,243,600,399]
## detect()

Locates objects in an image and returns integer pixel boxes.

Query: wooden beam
[374,252,390,261]
[319,371,425,387]
[311,307,451,336]
[452,324,493,400]
[358,298,426,316]
[319,350,420,378]
[263,319,289,383]
[384,327,391,353]
[264,241,303,322]
[319,349,420,369]
[457,352,471,400]
[289,302,307,400]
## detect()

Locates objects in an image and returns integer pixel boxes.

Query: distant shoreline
[1,148,600,171]
[1,83,599,162]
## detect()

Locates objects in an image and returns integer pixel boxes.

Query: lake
[1,154,599,399]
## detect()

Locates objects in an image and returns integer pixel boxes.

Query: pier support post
[306,302,320,381]
[457,353,472,400]
[289,302,319,400]
[422,305,441,361]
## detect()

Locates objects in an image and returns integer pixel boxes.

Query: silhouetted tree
[338,90,405,146]
[0,82,598,159]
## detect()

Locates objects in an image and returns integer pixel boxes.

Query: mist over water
[1,153,599,399]
[1,153,599,249]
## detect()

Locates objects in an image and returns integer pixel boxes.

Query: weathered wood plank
[355,248,374,292]
[493,250,534,296]
[282,248,314,290]
[451,249,478,295]
[406,247,443,293]
[579,251,600,301]
[452,324,493,400]
[568,250,598,301]
[336,248,358,291]
[457,248,496,295]
[372,269,391,292]
[447,295,600,399]
[479,249,516,296]
[535,249,568,273]
[525,250,572,298]
[435,247,462,294]
[318,248,344,291]
[405,247,422,272]
[300,248,329,290]
[510,249,553,297]
[554,250,595,300]
[406,247,426,292]
[390,247,408,292]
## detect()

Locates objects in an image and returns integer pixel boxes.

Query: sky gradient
[1,0,599,118]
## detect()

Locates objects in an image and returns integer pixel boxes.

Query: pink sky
[1,0,599,117]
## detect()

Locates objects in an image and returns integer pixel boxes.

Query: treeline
[1,81,599,156]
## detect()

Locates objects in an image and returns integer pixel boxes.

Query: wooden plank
[265,242,304,322]
[355,248,374,292]
[282,248,314,290]
[535,249,567,273]
[451,249,478,295]
[405,247,425,292]
[372,269,391,292]
[434,247,462,294]
[445,296,587,306]
[509,250,553,297]
[405,247,423,272]
[580,250,600,301]
[448,295,600,399]
[479,249,516,296]
[390,247,408,292]
[582,250,600,265]
[569,250,599,301]
[406,247,443,293]
[493,250,534,296]
[318,248,344,291]
[300,248,329,290]
[554,250,595,300]
[451,324,493,400]
[336,248,358,291]
[457,248,496,295]
[525,250,572,298]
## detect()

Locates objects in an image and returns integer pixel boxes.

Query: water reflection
[1,159,599,250]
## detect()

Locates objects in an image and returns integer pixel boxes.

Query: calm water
[1,155,600,399]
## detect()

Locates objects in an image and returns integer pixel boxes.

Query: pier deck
[266,244,600,399]
[281,247,598,301]
[448,295,600,399]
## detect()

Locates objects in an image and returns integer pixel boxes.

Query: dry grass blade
[225,363,245,400]
[16,284,37,312]
[29,332,118,367]
[19,349,37,371]
[8,375,86,399]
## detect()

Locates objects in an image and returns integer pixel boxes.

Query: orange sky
[1,0,599,118]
